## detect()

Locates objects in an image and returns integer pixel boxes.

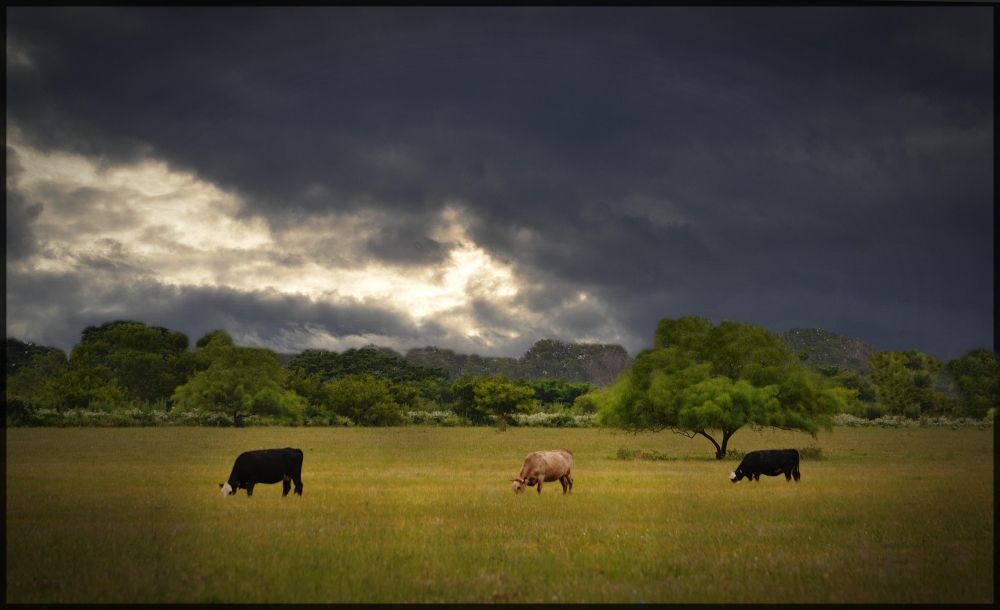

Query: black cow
[730,449,800,483]
[220,448,304,497]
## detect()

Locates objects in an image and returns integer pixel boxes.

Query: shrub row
[8,407,991,430]
[834,413,993,429]
[6,408,278,428]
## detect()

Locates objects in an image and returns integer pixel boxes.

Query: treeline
[6,319,997,428]
[5,321,618,427]
[593,316,996,459]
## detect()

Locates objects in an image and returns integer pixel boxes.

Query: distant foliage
[450,375,535,430]
[404,339,631,383]
[509,412,596,428]
[834,413,991,429]
[6,321,195,412]
[6,338,67,377]
[521,378,593,407]
[945,348,999,420]
[288,347,448,384]
[171,331,306,426]
[312,374,406,426]
[868,349,957,418]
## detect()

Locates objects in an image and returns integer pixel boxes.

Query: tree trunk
[698,430,723,459]
[718,429,735,460]
[498,413,507,432]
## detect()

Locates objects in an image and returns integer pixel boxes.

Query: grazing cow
[730,449,800,483]
[220,448,304,497]
[511,450,574,495]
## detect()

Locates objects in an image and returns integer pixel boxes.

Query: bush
[834,413,991,428]
[510,412,596,428]
[404,410,467,426]
[723,449,746,461]
[861,403,885,420]
[798,445,824,460]
[616,446,675,461]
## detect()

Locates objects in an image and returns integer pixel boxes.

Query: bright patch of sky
[8,139,546,344]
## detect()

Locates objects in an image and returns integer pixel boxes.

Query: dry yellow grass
[5,426,994,602]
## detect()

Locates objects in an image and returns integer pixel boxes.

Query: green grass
[6,426,994,603]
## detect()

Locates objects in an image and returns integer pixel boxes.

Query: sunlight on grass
[6,427,994,603]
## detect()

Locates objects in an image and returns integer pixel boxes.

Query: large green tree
[945,348,999,419]
[598,316,847,459]
[171,331,305,425]
[62,321,192,406]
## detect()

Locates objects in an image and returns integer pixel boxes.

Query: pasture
[5,426,994,603]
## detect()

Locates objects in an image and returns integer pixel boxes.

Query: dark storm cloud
[6,146,42,260]
[6,269,423,353]
[6,7,993,359]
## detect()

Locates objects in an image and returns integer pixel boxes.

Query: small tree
[316,374,404,426]
[171,331,305,425]
[598,316,846,459]
[450,375,535,429]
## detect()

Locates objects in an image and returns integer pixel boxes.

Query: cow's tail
[793,449,801,482]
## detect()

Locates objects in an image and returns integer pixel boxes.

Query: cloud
[6,146,43,260]
[5,137,635,354]
[5,8,993,360]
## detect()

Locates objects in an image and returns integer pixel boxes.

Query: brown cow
[510,450,573,495]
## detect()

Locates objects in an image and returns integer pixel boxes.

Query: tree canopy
[868,349,956,418]
[945,348,999,419]
[450,375,535,429]
[171,331,305,425]
[598,316,847,458]
[288,347,448,384]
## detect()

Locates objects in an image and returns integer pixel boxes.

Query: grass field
[6,425,994,603]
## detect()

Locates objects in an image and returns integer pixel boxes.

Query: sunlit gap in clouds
[8,139,535,345]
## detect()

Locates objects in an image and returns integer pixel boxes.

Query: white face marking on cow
[730,471,737,481]
[221,483,233,497]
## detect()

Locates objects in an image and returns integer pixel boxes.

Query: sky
[6,7,994,361]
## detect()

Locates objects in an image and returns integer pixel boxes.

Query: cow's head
[730,468,744,483]
[220,482,237,497]
[510,478,526,493]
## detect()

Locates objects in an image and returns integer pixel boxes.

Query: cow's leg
[785,470,792,481]
[536,479,543,495]
[246,482,256,497]
[282,475,291,497]
[559,475,569,494]
[290,463,304,496]
[793,464,801,482]
[567,468,573,493]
